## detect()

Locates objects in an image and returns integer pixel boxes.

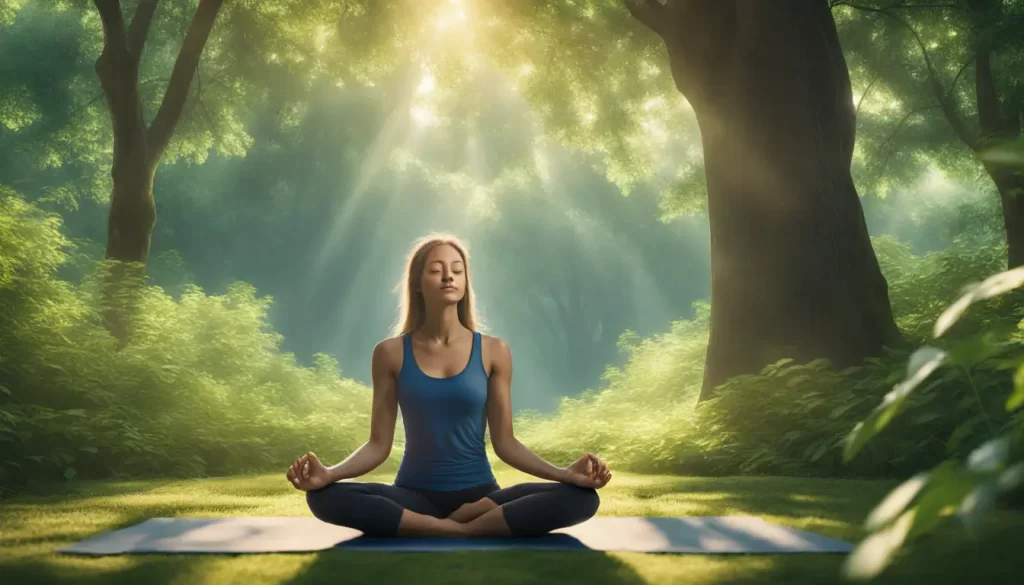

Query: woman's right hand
[286,452,331,491]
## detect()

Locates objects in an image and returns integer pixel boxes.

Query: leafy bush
[0,189,399,488]
[841,267,1024,580]
[4,184,1020,492]
[513,232,1022,480]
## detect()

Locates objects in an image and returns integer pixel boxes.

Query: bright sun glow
[435,0,469,30]
[411,105,438,126]
[417,74,436,94]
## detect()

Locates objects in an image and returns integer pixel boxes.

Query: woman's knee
[305,482,355,522]
[575,485,601,518]
[557,483,600,520]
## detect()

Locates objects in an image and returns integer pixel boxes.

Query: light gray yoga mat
[57,516,852,555]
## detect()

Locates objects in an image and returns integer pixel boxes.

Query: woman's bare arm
[325,339,399,482]
[485,338,570,482]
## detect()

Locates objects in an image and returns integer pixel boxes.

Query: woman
[286,233,612,538]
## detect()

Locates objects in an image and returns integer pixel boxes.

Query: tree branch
[855,74,880,118]
[622,0,666,37]
[126,0,159,70]
[949,54,972,97]
[871,104,943,186]
[856,42,897,119]
[146,0,224,166]
[93,0,129,60]
[93,0,148,163]
[840,2,979,149]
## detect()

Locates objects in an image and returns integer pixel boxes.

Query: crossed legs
[307,481,600,538]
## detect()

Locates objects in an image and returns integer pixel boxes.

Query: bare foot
[447,498,498,523]
[397,510,471,537]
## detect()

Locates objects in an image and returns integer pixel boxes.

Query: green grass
[0,469,1020,585]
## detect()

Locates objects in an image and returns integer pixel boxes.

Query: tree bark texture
[969,0,1024,267]
[626,0,903,400]
[92,0,223,341]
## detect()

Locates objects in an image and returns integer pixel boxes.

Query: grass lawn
[1,468,1020,585]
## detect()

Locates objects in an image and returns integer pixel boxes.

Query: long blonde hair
[391,232,481,337]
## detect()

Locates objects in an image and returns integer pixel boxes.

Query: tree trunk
[625,0,902,400]
[969,0,1024,267]
[92,0,223,343]
[102,154,157,342]
[993,169,1024,267]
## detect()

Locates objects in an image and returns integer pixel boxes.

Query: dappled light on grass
[2,471,1020,585]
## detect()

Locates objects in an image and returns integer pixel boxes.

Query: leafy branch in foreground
[842,266,1024,580]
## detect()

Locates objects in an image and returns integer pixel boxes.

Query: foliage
[3,175,1019,491]
[513,230,1023,480]
[0,0,708,222]
[0,190,398,487]
[834,0,1024,198]
[840,265,1024,580]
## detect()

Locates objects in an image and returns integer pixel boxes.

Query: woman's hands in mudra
[286,452,330,491]
[563,452,612,489]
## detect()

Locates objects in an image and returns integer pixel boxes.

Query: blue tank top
[394,331,497,490]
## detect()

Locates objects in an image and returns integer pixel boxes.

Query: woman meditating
[286,233,611,538]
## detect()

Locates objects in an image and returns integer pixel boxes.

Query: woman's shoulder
[480,334,511,354]
[372,336,405,364]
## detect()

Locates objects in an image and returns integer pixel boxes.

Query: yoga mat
[57,516,852,555]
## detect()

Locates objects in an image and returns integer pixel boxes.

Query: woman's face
[419,244,466,306]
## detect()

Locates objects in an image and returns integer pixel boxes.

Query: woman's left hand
[563,452,612,489]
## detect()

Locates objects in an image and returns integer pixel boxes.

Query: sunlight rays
[302,0,695,343]
[305,85,420,297]
[327,175,409,349]
[309,0,486,296]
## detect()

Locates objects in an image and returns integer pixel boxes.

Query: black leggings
[306,480,600,537]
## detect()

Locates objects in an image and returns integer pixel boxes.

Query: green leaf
[957,480,998,537]
[1009,364,1024,411]
[907,462,976,539]
[945,333,1006,367]
[946,414,987,453]
[810,443,829,462]
[934,267,1024,337]
[63,467,76,481]
[78,446,98,454]
[998,462,1024,492]
[912,412,943,424]
[865,472,930,531]
[966,437,1009,473]
[786,374,811,387]
[844,347,947,461]
[829,403,855,419]
[842,508,916,581]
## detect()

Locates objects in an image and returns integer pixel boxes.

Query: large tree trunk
[92,0,223,342]
[625,0,902,400]
[969,0,1024,267]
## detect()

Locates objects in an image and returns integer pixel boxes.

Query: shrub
[0,189,399,488]
[841,266,1024,580]
[512,233,1022,480]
